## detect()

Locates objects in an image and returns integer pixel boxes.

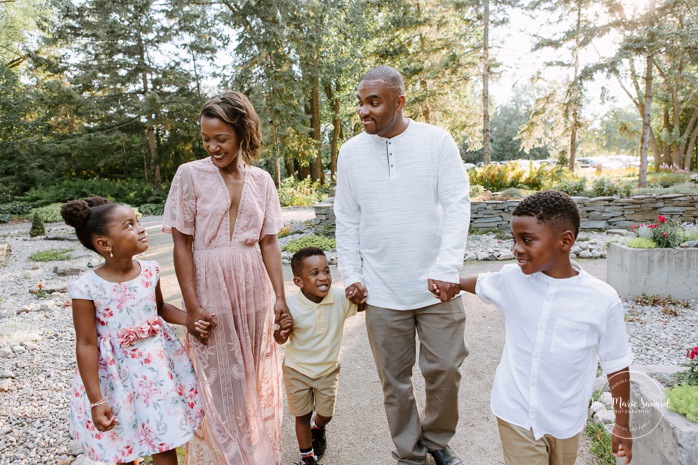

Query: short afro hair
[360,65,405,96]
[291,247,327,277]
[512,190,580,237]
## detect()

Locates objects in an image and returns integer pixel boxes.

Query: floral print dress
[68,260,203,463]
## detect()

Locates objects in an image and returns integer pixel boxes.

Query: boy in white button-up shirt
[443,191,634,465]
[275,247,364,465]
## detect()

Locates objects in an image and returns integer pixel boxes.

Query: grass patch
[584,422,616,465]
[28,248,73,262]
[281,234,336,253]
[634,293,692,315]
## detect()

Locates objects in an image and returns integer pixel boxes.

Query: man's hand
[345,282,367,305]
[611,425,633,464]
[428,279,459,302]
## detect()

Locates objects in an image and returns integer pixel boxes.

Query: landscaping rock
[0,242,10,267]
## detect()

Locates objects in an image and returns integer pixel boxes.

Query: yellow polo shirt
[284,287,359,379]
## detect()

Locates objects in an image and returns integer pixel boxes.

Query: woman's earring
[109,248,113,258]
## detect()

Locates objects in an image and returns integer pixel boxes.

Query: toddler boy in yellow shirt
[275,246,364,465]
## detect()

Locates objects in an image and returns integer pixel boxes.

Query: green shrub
[29,248,73,261]
[20,178,168,207]
[29,203,63,223]
[29,214,45,237]
[633,182,698,197]
[469,184,485,199]
[281,234,336,253]
[138,203,165,216]
[277,177,328,207]
[553,177,588,196]
[626,237,656,248]
[666,385,698,422]
[591,177,633,197]
[584,422,616,465]
[647,171,690,188]
[0,201,36,217]
[0,214,10,223]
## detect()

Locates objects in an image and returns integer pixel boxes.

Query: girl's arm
[259,234,293,339]
[73,299,116,431]
[155,281,211,338]
[172,229,214,344]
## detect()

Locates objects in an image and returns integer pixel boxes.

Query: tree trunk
[482,0,491,166]
[662,106,672,166]
[138,36,160,189]
[325,83,341,182]
[568,1,582,173]
[638,0,655,188]
[285,156,295,180]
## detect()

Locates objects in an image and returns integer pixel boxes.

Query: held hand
[345,282,367,305]
[91,402,117,432]
[273,313,293,344]
[611,425,633,464]
[187,307,215,346]
[274,299,293,339]
[428,279,459,302]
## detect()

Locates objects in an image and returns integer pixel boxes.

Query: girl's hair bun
[60,196,111,229]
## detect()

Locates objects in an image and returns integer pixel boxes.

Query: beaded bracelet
[90,398,108,408]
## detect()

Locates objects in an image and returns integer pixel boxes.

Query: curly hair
[60,196,119,253]
[291,247,327,277]
[200,91,263,165]
[512,190,580,237]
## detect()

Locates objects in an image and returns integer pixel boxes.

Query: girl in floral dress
[61,196,210,465]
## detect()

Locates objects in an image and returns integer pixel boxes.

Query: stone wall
[314,194,698,232]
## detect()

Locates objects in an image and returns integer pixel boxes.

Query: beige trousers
[497,418,581,465]
[366,298,468,465]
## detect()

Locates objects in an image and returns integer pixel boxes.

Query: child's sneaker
[311,426,327,457]
[299,456,319,465]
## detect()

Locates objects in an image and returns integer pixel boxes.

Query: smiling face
[510,215,576,278]
[200,116,241,170]
[102,205,148,258]
[293,254,332,303]
[356,79,406,138]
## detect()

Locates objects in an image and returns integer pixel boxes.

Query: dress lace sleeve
[162,164,196,235]
[261,172,283,238]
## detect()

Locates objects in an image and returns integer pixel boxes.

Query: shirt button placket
[387,141,395,178]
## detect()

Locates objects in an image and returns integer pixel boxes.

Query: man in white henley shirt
[334,65,470,465]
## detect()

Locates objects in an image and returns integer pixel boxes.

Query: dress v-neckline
[216,164,247,242]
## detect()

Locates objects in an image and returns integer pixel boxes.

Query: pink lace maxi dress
[162,158,284,464]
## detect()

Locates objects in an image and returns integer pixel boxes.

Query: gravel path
[0,211,694,465]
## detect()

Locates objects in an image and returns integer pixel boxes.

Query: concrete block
[607,243,698,300]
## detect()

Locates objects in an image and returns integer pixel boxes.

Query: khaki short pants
[283,363,340,418]
[497,417,581,465]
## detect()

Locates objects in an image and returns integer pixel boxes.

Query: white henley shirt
[476,262,633,440]
[334,120,470,310]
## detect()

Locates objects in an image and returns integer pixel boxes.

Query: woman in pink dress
[162,92,292,464]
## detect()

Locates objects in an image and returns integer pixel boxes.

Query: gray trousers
[366,298,469,464]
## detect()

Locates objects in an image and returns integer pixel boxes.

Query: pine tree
[29,213,45,238]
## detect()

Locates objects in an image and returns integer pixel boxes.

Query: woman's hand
[187,307,216,345]
[91,402,117,432]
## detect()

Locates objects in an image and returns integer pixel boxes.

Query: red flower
[38,283,43,290]
[648,224,659,229]
[658,215,666,223]
[688,347,698,359]
[662,233,668,237]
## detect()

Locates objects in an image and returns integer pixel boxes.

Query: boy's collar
[296,288,335,309]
